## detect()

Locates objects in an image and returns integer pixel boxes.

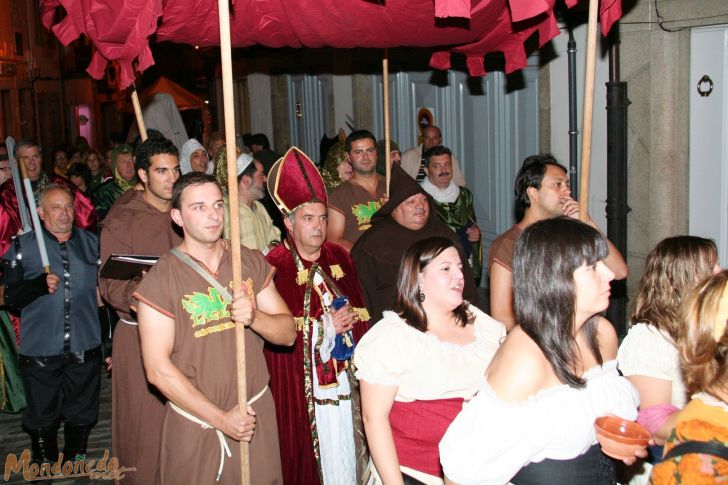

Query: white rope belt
[119,318,137,326]
[168,385,269,481]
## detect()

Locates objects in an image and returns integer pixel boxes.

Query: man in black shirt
[2,184,101,467]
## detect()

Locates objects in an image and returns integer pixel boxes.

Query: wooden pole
[217,0,248,482]
[578,0,599,222]
[131,88,148,141]
[383,50,391,197]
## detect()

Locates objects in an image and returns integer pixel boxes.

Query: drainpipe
[567,19,579,198]
[605,22,631,336]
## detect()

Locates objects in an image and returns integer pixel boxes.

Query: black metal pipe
[605,23,631,336]
[567,22,579,198]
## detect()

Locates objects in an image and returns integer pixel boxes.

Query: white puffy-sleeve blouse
[439,360,640,485]
[354,307,506,402]
[617,322,687,408]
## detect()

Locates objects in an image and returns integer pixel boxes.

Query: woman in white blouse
[354,237,506,484]
[617,236,720,482]
[440,217,645,484]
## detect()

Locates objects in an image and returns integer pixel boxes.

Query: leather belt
[19,346,102,367]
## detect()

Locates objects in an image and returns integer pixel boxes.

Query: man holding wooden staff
[134,172,295,484]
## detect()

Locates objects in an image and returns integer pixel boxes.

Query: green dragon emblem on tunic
[352,201,381,228]
[181,287,230,327]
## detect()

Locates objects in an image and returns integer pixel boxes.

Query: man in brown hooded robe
[350,165,478,323]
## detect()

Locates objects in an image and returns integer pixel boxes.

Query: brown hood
[372,164,433,223]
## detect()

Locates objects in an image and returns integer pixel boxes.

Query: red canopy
[40,0,621,89]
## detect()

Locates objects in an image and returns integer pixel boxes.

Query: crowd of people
[0,123,726,485]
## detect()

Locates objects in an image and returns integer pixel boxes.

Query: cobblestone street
[0,371,112,485]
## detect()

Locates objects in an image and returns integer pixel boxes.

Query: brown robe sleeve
[99,214,142,320]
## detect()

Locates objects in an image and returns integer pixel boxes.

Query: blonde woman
[649,270,728,483]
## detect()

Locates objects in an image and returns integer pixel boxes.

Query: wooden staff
[383,49,391,197]
[578,0,599,221]
[131,87,148,141]
[18,157,50,273]
[217,0,248,482]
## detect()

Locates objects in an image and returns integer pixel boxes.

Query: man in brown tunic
[328,130,387,251]
[488,154,628,330]
[134,172,295,484]
[99,138,182,484]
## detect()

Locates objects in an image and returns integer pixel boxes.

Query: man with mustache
[99,137,182,484]
[400,125,466,186]
[421,146,482,283]
[2,185,102,467]
[351,165,478,322]
[264,147,371,484]
[488,154,628,331]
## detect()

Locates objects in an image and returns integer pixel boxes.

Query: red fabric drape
[40,0,622,89]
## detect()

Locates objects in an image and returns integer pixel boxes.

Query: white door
[288,74,331,161]
[689,25,728,267]
[371,68,540,283]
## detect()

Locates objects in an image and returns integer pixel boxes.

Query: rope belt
[169,385,269,481]
[119,318,137,326]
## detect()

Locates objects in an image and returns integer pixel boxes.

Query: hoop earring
[419,292,425,303]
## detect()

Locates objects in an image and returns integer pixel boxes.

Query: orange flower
[675,419,728,443]
[713,457,728,478]
[676,466,717,485]
[678,453,703,471]
[677,420,716,442]
[649,461,677,484]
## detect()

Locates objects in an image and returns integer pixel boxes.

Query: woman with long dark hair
[354,237,505,484]
[441,217,644,484]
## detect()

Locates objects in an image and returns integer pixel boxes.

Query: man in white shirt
[224,153,281,253]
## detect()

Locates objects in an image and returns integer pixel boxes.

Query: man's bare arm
[489,263,516,331]
[137,301,255,441]
[561,199,628,280]
[234,284,296,346]
[601,237,628,280]
[326,209,353,252]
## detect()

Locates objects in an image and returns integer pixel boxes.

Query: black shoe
[62,422,93,462]
[27,425,59,464]
[27,425,59,484]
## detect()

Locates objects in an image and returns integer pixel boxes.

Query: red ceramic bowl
[594,416,650,460]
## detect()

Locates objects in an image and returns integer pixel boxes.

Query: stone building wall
[620,0,727,298]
